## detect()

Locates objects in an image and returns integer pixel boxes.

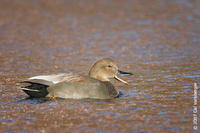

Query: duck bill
[118,70,133,75]
[114,70,133,84]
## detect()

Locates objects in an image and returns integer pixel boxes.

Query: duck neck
[96,75,110,82]
[89,72,110,82]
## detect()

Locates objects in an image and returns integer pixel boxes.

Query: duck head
[89,58,133,84]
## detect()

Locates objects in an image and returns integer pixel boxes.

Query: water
[0,0,200,132]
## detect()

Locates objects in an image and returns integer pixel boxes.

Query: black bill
[118,70,133,75]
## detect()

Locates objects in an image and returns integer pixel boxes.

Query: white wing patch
[29,73,82,84]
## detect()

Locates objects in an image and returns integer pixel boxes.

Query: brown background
[0,0,200,132]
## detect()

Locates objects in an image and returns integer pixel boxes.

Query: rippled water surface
[0,0,200,133]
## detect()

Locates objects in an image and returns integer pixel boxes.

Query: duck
[19,58,133,99]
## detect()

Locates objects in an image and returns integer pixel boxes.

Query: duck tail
[19,81,49,98]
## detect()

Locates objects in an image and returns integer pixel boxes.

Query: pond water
[0,0,200,133]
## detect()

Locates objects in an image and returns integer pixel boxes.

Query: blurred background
[0,0,199,133]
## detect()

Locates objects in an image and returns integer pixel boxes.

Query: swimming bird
[19,58,133,99]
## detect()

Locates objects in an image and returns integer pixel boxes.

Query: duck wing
[19,73,84,98]
[28,73,84,83]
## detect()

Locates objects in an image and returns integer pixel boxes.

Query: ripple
[0,119,13,123]
[159,110,168,114]
[184,75,200,78]
[125,108,138,111]
[18,118,35,122]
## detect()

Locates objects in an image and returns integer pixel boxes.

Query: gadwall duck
[19,58,133,99]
